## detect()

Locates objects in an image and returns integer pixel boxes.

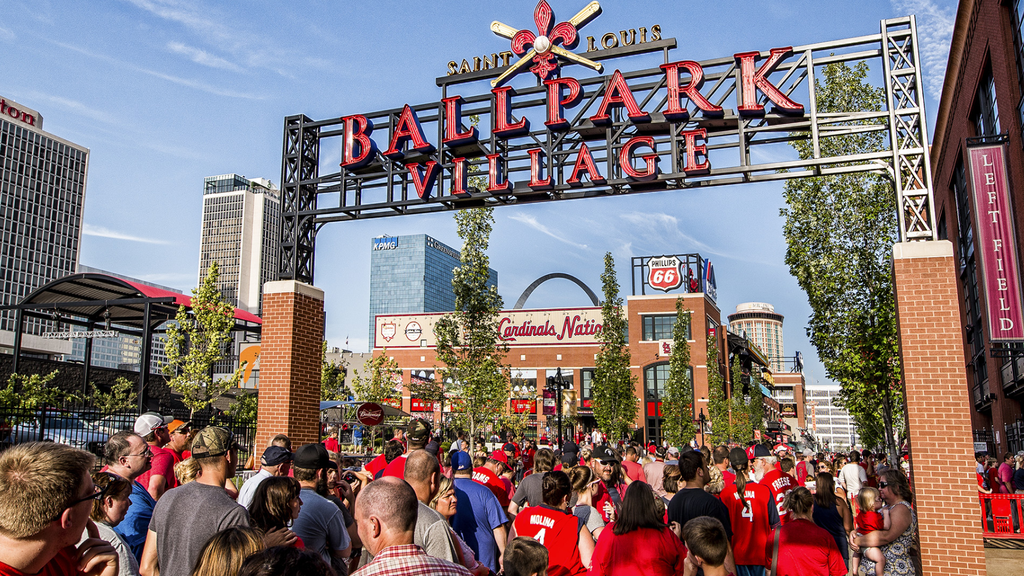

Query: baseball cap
[261,446,293,466]
[490,450,509,466]
[594,445,620,463]
[452,451,473,472]
[803,448,815,457]
[503,442,516,453]
[425,440,440,456]
[407,419,431,442]
[647,445,657,454]
[294,443,331,470]
[191,427,237,459]
[666,447,680,458]
[167,419,190,434]
[134,413,172,435]
[560,451,577,466]
[752,444,772,458]
[773,444,788,454]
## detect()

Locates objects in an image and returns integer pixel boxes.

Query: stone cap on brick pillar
[263,280,325,301]
[893,240,954,260]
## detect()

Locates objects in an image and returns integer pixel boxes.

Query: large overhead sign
[374,307,603,348]
[279,7,935,286]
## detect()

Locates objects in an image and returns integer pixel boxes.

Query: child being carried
[850,486,890,576]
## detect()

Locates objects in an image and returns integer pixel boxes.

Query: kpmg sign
[967,143,1024,341]
[373,236,398,250]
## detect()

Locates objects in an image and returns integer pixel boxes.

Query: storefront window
[642,314,689,341]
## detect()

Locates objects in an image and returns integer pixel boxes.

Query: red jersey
[523,448,535,471]
[364,454,387,477]
[760,469,797,523]
[381,454,409,479]
[795,461,810,486]
[722,469,736,488]
[0,547,78,576]
[855,510,884,533]
[621,460,646,483]
[513,505,585,576]
[137,444,177,492]
[472,466,511,507]
[768,519,846,576]
[720,481,779,566]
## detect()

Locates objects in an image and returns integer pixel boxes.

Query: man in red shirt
[620,446,647,484]
[795,448,814,486]
[133,412,176,500]
[755,445,797,523]
[510,471,592,575]
[473,451,512,507]
[0,442,118,576]
[165,420,190,467]
[381,419,432,479]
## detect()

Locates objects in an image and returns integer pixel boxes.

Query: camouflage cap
[191,426,237,459]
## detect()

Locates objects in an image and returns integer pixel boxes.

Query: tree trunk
[880,389,899,465]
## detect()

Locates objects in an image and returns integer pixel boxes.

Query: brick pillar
[892,241,985,575]
[256,280,324,456]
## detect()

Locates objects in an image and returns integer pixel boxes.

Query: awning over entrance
[0,272,262,409]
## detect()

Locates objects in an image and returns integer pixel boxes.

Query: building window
[644,363,670,399]
[1012,0,1024,143]
[973,67,1000,137]
[581,368,595,399]
[642,314,689,341]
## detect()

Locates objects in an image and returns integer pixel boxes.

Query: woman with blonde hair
[190,526,264,576]
[569,465,606,541]
[429,475,488,576]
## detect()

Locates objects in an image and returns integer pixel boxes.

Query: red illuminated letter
[567,144,606,185]
[383,105,435,159]
[544,77,582,130]
[681,128,710,175]
[450,157,472,198]
[527,148,552,190]
[341,115,376,169]
[591,70,650,124]
[660,61,723,120]
[442,96,478,146]
[734,47,804,115]
[487,154,512,192]
[619,136,658,180]
[406,161,441,200]
[493,86,530,137]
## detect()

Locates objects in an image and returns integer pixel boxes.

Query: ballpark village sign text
[278,2,935,290]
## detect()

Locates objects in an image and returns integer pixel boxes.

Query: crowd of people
[0,413,923,576]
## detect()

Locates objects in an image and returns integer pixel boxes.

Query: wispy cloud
[892,0,956,98]
[27,93,120,125]
[509,213,589,250]
[619,211,751,262]
[0,25,15,43]
[166,41,244,72]
[48,39,264,100]
[83,224,171,245]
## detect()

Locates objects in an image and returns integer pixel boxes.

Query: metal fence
[0,405,257,468]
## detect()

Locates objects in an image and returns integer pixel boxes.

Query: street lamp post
[698,408,707,448]
[547,367,571,446]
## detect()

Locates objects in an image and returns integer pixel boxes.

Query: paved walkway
[985,540,1024,576]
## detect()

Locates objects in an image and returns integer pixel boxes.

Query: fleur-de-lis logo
[491,1,603,87]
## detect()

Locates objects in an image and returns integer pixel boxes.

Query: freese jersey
[760,469,797,523]
[513,505,585,576]
[720,481,779,566]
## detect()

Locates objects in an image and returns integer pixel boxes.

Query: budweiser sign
[356,402,385,426]
[967,143,1024,341]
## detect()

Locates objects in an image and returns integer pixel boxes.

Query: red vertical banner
[968,143,1024,341]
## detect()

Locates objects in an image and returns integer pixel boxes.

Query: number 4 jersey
[513,504,586,576]
[719,480,780,566]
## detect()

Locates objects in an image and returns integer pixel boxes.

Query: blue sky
[0,0,957,388]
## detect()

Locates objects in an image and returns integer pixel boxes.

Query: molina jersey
[513,505,585,576]
[720,481,779,566]
[760,469,797,523]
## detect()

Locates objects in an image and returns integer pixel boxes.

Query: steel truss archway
[279,16,934,284]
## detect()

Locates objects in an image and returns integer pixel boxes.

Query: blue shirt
[452,477,506,573]
[112,479,157,560]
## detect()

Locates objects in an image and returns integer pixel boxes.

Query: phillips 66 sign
[647,255,683,292]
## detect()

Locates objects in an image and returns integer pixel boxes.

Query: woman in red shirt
[768,487,846,576]
[589,481,687,576]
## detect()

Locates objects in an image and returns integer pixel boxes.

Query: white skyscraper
[198,174,281,315]
[728,302,786,373]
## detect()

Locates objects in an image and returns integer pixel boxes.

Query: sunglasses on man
[53,475,117,521]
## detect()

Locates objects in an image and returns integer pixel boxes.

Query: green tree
[163,262,244,417]
[730,356,752,442]
[88,377,138,413]
[434,207,509,441]
[225,391,258,425]
[661,298,694,447]
[781,61,904,459]
[0,371,78,410]
[706,333,732,444]
[592,253,639,442]
[321,342,349,401]
[352,350,402,405]
[748,367,765,438]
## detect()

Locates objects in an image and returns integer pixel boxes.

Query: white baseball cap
[134,412,172,435]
